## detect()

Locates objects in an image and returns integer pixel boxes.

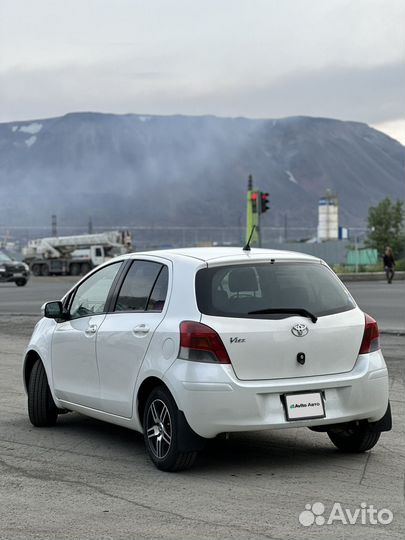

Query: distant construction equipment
[23,230,132,276]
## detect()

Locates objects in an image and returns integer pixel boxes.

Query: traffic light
[261,192,269,213]
[251,191,258,214]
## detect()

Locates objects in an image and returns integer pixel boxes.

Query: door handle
[133,324,150,336]
[85,324,98,336]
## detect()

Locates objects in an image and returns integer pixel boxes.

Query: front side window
[196,262,355,318]
[115,261,167,312]
[69,262,123,319]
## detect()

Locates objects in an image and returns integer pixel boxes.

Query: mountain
[0,112,403,233]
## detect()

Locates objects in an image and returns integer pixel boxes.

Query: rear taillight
[179,321,231,364]
[359,313,380,354]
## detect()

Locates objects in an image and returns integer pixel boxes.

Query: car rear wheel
[70,263,81,276]
[28,359,58,427]
[80,263,91,275]
[31,264,41,276]
[327,423,381,452]
[143,386,198,471]
[15,278,27,286]
[41,264,50,276]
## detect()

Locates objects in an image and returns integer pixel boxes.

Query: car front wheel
[327,423,381,452]
[143,386,198,471]
[28,359,58,427]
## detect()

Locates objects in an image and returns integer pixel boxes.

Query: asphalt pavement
[345,281,405,334]
[0,276,78,316]
[1,276,404,333]
[0,317,403,540]
[0,275,404,539]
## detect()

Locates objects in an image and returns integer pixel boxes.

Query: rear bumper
[163,350,389,438]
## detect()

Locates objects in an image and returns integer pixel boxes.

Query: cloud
[179,61,405,125]
[1,0,404,135]
[0,60,175,121]
[3,57,403,130]
[373,119,405,145]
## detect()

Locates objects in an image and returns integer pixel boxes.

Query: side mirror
[43,301,66,320]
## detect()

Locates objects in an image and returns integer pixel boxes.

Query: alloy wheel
[146,399,172,459]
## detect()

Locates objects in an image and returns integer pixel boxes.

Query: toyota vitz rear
[23,248,391,471]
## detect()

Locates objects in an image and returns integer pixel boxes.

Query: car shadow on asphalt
[13,411,351,473]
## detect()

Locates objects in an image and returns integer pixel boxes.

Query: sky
[0,0,404,143]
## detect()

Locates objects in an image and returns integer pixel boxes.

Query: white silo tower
[317,190,339,241]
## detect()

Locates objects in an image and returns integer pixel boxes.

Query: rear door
[96,260,169,417]
[197,261,365,381]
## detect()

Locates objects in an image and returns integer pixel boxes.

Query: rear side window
[115,261,168,312]
[195,262,355,318]
[147,266,168,312]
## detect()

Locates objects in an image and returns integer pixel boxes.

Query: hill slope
[0,113,403,230]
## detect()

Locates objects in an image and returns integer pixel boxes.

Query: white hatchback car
[24,247,391,471]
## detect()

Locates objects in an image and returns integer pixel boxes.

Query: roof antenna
[243,225,256,251]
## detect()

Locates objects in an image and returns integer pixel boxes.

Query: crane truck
[23,230,132,276]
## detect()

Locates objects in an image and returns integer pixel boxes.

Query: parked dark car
[0,251,30,286]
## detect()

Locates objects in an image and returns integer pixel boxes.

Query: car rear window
[195,262,355,318]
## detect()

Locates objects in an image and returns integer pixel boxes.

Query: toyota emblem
[291,323,309,337]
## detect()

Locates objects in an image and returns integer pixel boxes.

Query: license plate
[284,391,325,421]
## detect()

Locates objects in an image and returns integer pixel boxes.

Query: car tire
[41,265,50,276]
[143,386,198,472]
[70,263,81,276]
[80,263,91,275]
[31,264,41,276]
[327,423,381,453]
[15,279,27,286]
[28,359,58,427]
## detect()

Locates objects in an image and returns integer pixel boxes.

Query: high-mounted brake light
[359,313,380,354]
[179,321,231,364]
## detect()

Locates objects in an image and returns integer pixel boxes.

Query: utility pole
[51,214,57,237]
[284,213,288,242]
[88,216,93,234]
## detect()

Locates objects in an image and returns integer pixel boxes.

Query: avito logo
[299,502,393,527]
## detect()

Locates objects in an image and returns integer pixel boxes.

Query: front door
[51,261,123,408]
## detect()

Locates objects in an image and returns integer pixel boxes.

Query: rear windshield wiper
[247,308,318,323]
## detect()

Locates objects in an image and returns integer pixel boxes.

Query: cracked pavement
[0,316,404,540]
